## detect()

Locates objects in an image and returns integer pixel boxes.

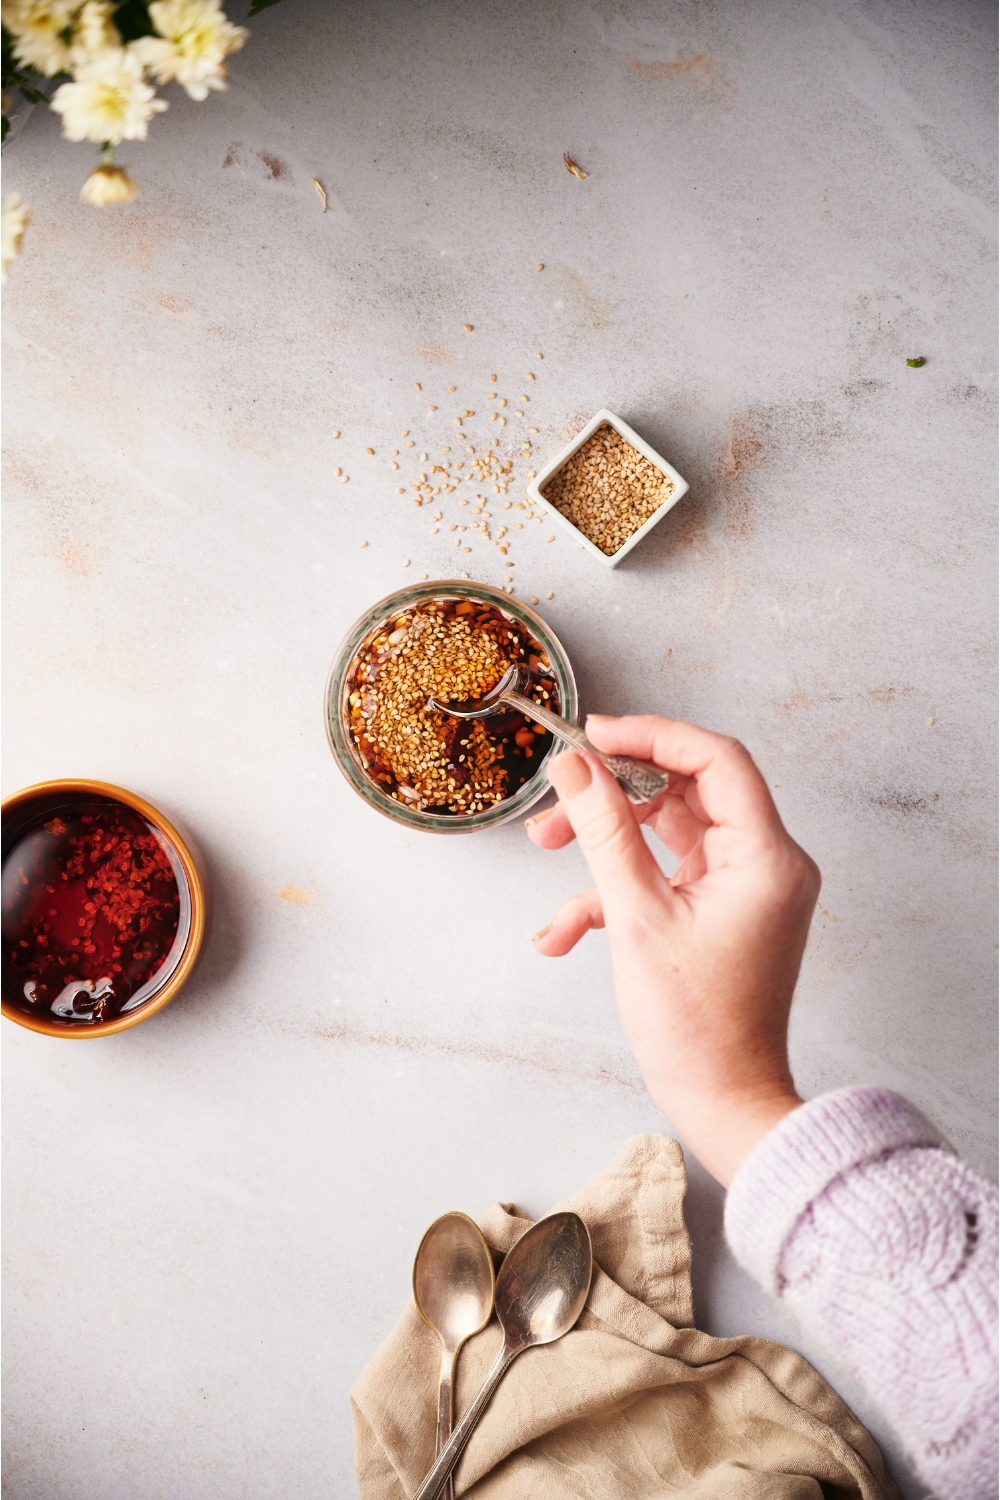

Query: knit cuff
[724,1086,949,1296]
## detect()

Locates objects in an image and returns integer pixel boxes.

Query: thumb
[547,750,664,918]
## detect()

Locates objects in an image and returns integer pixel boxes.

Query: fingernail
[548,750,592,797]
[525,806,556,829]
[532,924,552,942]
[586,713,612,723]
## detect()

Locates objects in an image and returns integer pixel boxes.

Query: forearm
[725,1087,999,1500]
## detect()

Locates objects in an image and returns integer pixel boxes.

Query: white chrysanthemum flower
[50,47,167,144]
[69,0,120,63]
[79,162,140,204]
[2,193,31,284]
[134,0,247,102]
[2,0,79,77]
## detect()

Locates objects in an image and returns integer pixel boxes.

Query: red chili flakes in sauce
[2,801,184,1024]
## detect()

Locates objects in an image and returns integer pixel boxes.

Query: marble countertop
[3,2,995,1495]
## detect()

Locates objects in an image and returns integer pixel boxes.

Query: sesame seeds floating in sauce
[346,598,559,817]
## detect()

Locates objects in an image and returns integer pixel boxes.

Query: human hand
[525,716,821,1186]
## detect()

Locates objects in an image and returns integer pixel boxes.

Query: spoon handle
[411,1339,518,1500]
[502,691,670,806]
[436,1348,455,1500]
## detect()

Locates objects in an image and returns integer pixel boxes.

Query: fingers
[531,887,604,956]
[524,803,575,849]
[546,749,666,924]
[645,788,710,861]
[585,714,784,839]
[526,770,706,863]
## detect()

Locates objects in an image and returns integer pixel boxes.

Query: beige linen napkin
[351,1135,898,1499]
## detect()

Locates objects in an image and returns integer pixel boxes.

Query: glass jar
[325,581,578,833]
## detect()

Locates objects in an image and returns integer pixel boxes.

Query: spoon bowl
[414,1211,496,1354]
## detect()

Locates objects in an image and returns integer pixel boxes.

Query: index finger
[585,714,785,837]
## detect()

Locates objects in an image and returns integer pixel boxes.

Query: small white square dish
[526,408,689,568]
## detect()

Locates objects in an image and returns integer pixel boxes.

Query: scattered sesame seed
[460,571,470,579]
[406,440,415,447]
[537,352,543,359]
[545,592,553,600]
[395,487,405,494]
[402,559,410,567]
[365,447,374,455]
[546,535,554,542]
[334,467,341,477]
[419,573,428,579]
[526,373,535,381]
[414,382,421,390]
[928,717,935,726]
[537,263,544,271]
[463,323,473,331]
[530,595,539,604]
[528,427,538,434]
[420,452,428,460]
[402,429,409,436]
[341,476,349,483]
[358,540,368,548]
[447,385,456,392]
[333,429,341,438]
[391,462,399,470]
[490,374,497,383]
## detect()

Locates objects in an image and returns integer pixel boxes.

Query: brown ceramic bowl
[1,779,211,1038]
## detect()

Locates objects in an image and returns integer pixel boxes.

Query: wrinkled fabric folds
[351,1135,897,1499]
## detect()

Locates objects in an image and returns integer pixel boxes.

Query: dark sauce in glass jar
[346,598,561,816]
[2,799,188,1025]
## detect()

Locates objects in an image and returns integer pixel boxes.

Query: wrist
[657,1086,803,1187]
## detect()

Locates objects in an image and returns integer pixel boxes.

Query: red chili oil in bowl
[2,795,192,1028]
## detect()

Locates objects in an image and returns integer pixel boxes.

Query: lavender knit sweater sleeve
[724,1087,998,1500]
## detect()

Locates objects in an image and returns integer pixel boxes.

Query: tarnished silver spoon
[411,1211,593,1500]
[429,664,669,805]
[412,1212,495,1500]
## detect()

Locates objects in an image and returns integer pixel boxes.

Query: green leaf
[14,78,51,104]
[906,356,926,368]
[248,0,286,15]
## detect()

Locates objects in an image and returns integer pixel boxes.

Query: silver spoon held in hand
[412,1212,495,1500]
[410,1210,593,1500]
[429,664,669,805]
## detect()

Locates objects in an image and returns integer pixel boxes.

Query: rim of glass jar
[324,580,579,834]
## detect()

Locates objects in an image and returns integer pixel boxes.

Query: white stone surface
[2,2,995,1496]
